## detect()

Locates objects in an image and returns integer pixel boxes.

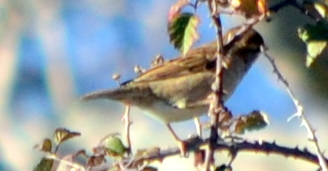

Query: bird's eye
[205,60,216,70]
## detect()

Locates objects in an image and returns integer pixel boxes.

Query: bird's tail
[81,84,150,104]
[81,88,133,101]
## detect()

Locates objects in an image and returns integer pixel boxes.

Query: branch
[263,49,328,171]
[41,137,328,171]
[122,105,132,154]
[115,138,328,169]
[206,0,226,169]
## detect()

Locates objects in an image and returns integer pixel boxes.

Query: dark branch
[137,138,328,166]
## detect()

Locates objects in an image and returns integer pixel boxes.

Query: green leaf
[233,110,269,134]
[53,128,81,145]
[298,21,328,67]
[34,139,53,152]
[40,139,52,152]
[101,135,127,157]
[305,41,327,67]
[33,158,53,171]
[168,12,200,56]
[245,111,269,131]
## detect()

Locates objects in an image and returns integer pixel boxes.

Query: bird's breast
[141,101,208,123]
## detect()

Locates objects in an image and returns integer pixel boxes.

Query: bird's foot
[177,140,188,157]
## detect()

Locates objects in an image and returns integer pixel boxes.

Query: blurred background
[0,0,328,170]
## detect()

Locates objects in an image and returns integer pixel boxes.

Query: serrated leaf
[245,110,268,131]
[298,21,328,67]
[33,158,54,171]
[305,41,327,67]
[233,111,268,134]
[101,135,127,157]
[54,128,81,145]
[168,12,200,56]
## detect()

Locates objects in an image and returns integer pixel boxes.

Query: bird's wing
[133,42,217,83]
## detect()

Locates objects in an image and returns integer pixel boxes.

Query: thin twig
[122,105,132,155]
[194,117,202,138]
[263,49,328,171]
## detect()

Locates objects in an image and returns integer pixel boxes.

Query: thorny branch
[82,139,328,171]
[263,49,328,171]
[204,0,267,169]
[153,140,328,165]
[206,0,226,170]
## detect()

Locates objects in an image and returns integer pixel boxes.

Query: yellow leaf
[314,2,328,18]
[306,41,328,67]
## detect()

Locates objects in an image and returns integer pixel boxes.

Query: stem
[205,0,226,170]
[122,105,132,154]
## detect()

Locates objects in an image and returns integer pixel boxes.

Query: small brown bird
[82,27,264,155]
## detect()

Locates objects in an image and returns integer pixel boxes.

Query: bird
[81,26,264,155]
